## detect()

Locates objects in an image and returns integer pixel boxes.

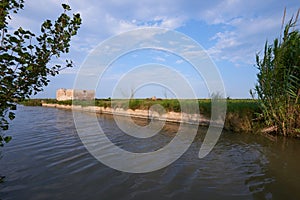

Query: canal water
[0,106,300,200]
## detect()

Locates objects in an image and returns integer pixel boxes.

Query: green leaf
[10,104,17,110]
[62,4,71,11]
[4,136,12,143]
[1,125,8,131]
[8,112,15,120]
[27,66,33,71]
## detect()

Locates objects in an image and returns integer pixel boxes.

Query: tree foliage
[0,0,81,146]
[253,10,300,136]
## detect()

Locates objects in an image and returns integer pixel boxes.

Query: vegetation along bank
[21,98,276,136]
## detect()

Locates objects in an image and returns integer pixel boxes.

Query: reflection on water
[1,106,300,200]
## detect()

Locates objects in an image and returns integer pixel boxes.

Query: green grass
[22,98,259,116]
[19,99,45,106]
[20,98,262,133]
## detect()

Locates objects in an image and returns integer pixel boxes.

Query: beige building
[56,89,95,101]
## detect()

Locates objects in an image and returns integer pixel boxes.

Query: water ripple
[1,106,300,199]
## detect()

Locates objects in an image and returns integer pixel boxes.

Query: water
[1,106,300,200]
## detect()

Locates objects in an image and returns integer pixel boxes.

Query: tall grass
[253,12,300,136]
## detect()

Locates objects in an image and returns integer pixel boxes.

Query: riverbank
[41,103,211,126]
[20,98,261,133]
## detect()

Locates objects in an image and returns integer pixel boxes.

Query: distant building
[56,89,95,101]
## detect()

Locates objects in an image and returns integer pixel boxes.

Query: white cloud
[176,59,184,64]
[207,14,285,65]
[9,0,299,69]
[154,57,166,62]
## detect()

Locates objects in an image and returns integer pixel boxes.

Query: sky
[8,0,300,99]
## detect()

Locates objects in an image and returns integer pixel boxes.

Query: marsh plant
[253,9,300,136]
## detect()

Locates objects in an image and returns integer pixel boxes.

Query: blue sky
[8,0,299,98]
